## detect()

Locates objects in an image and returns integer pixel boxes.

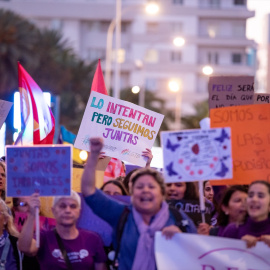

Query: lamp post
[202,65,214,76]
[168,79,182,130]
[105,1,160,97]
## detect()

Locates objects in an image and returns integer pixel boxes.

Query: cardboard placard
[74,92,164,166]
[14,212,56,232]
[210,104,270,185]
[208,76,254,109]
[254,93,270,104]
[161,128,232,182]
[0,99,12,129]
[6,145,72,196]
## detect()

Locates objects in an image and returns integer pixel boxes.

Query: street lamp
[173,37,185,47]
[168,79,182,130]
[131,86,140,94]
[105,1,160,97]
[202,65,214,76]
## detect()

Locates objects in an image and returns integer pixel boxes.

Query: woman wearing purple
[209,185,248,236]
[18,191,107,270]
[82,138,196,270]
[222,181,270,248]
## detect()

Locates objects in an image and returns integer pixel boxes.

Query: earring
[225,211,229,215]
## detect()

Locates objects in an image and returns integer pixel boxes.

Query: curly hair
[0,199,19,238]
[130,168,166,195]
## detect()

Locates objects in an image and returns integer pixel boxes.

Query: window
[51,19,62,31]
[209,0,220,8]
[147,22,158,33]
[172,22,183,34]
[173,0,184,4]
[234,0,246,5]
[207,52,219,64]
[232,22,245,37]
[144,49,159,63]
[232,53,242,64]
[87,48,105,62]
[171,51,182,62]
[145,78,157,91]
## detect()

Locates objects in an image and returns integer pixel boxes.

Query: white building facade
[0,0,256,116]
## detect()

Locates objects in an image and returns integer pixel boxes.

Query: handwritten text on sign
[161,128,232,182]
[6,145,72,196]
[0,99,13,129]
[208,76,254,109]
[74,92,164,166]
[210,104,270,185]
[155,233,270,270]
[254,93,270,104]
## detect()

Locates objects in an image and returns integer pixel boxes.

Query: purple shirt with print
[37,228,106,270]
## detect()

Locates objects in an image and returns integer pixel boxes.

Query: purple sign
[6,145,72,197]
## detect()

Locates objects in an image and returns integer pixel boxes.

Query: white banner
[155,233,270,270]
[75,92,164,166]
[161,128,232,182]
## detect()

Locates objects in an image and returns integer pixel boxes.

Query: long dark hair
[217,185,248,226]
[101,179,129,196]
[184,182,199,200]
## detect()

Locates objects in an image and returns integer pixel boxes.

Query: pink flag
[91,59,108,95]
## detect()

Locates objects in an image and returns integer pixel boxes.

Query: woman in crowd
[165,182,199,201]
[209,185,248,236]
[222,181,270,248]
[82,138,196,270]
[0,161,6,201]
[18,191,107,270]
[101,179,129,196]
[204,181,214,202]
[0,199,21,270]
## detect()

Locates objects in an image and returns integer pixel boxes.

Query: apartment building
[0,0,256,116]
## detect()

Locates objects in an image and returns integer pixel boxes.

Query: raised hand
[90,137,104,154]
[142,148,153,167]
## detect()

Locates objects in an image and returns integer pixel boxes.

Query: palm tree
[181,100,209,129]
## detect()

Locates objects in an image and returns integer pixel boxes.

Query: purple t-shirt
[37,228,107,270]
[222,217,270,239]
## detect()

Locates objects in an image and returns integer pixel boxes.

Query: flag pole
[199,117,211,223]
[35,208,40,248]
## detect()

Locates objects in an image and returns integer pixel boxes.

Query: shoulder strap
[169,206,187,233]
[54,229,73,270]
[113,206,130,266]
[0,236,11,270]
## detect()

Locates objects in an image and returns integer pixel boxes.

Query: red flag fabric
[91,59,108,95]
[16,63,55,145]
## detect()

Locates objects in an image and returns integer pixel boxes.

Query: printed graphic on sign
[161,128,232,182]
[6,145,72,196]
[74,92,164,166]
[0,99,13,129]
[208,76,254,109]
[155,233,270,270]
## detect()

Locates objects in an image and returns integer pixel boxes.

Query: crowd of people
[0,137,269,269]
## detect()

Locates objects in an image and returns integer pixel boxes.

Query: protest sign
[14,212,56,232]
[167,199,213,226]
[74,91,164,166]
[0,99,12,129]
[208,76,254,109]
[6,145,72,196]
[210,104,270,185]
[254,93,270,104]
[155,233,270,270]
[161,128,232,182]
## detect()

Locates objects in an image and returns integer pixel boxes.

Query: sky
[247,0,270,43]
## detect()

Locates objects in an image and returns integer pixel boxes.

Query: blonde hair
[0,199,19,238]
